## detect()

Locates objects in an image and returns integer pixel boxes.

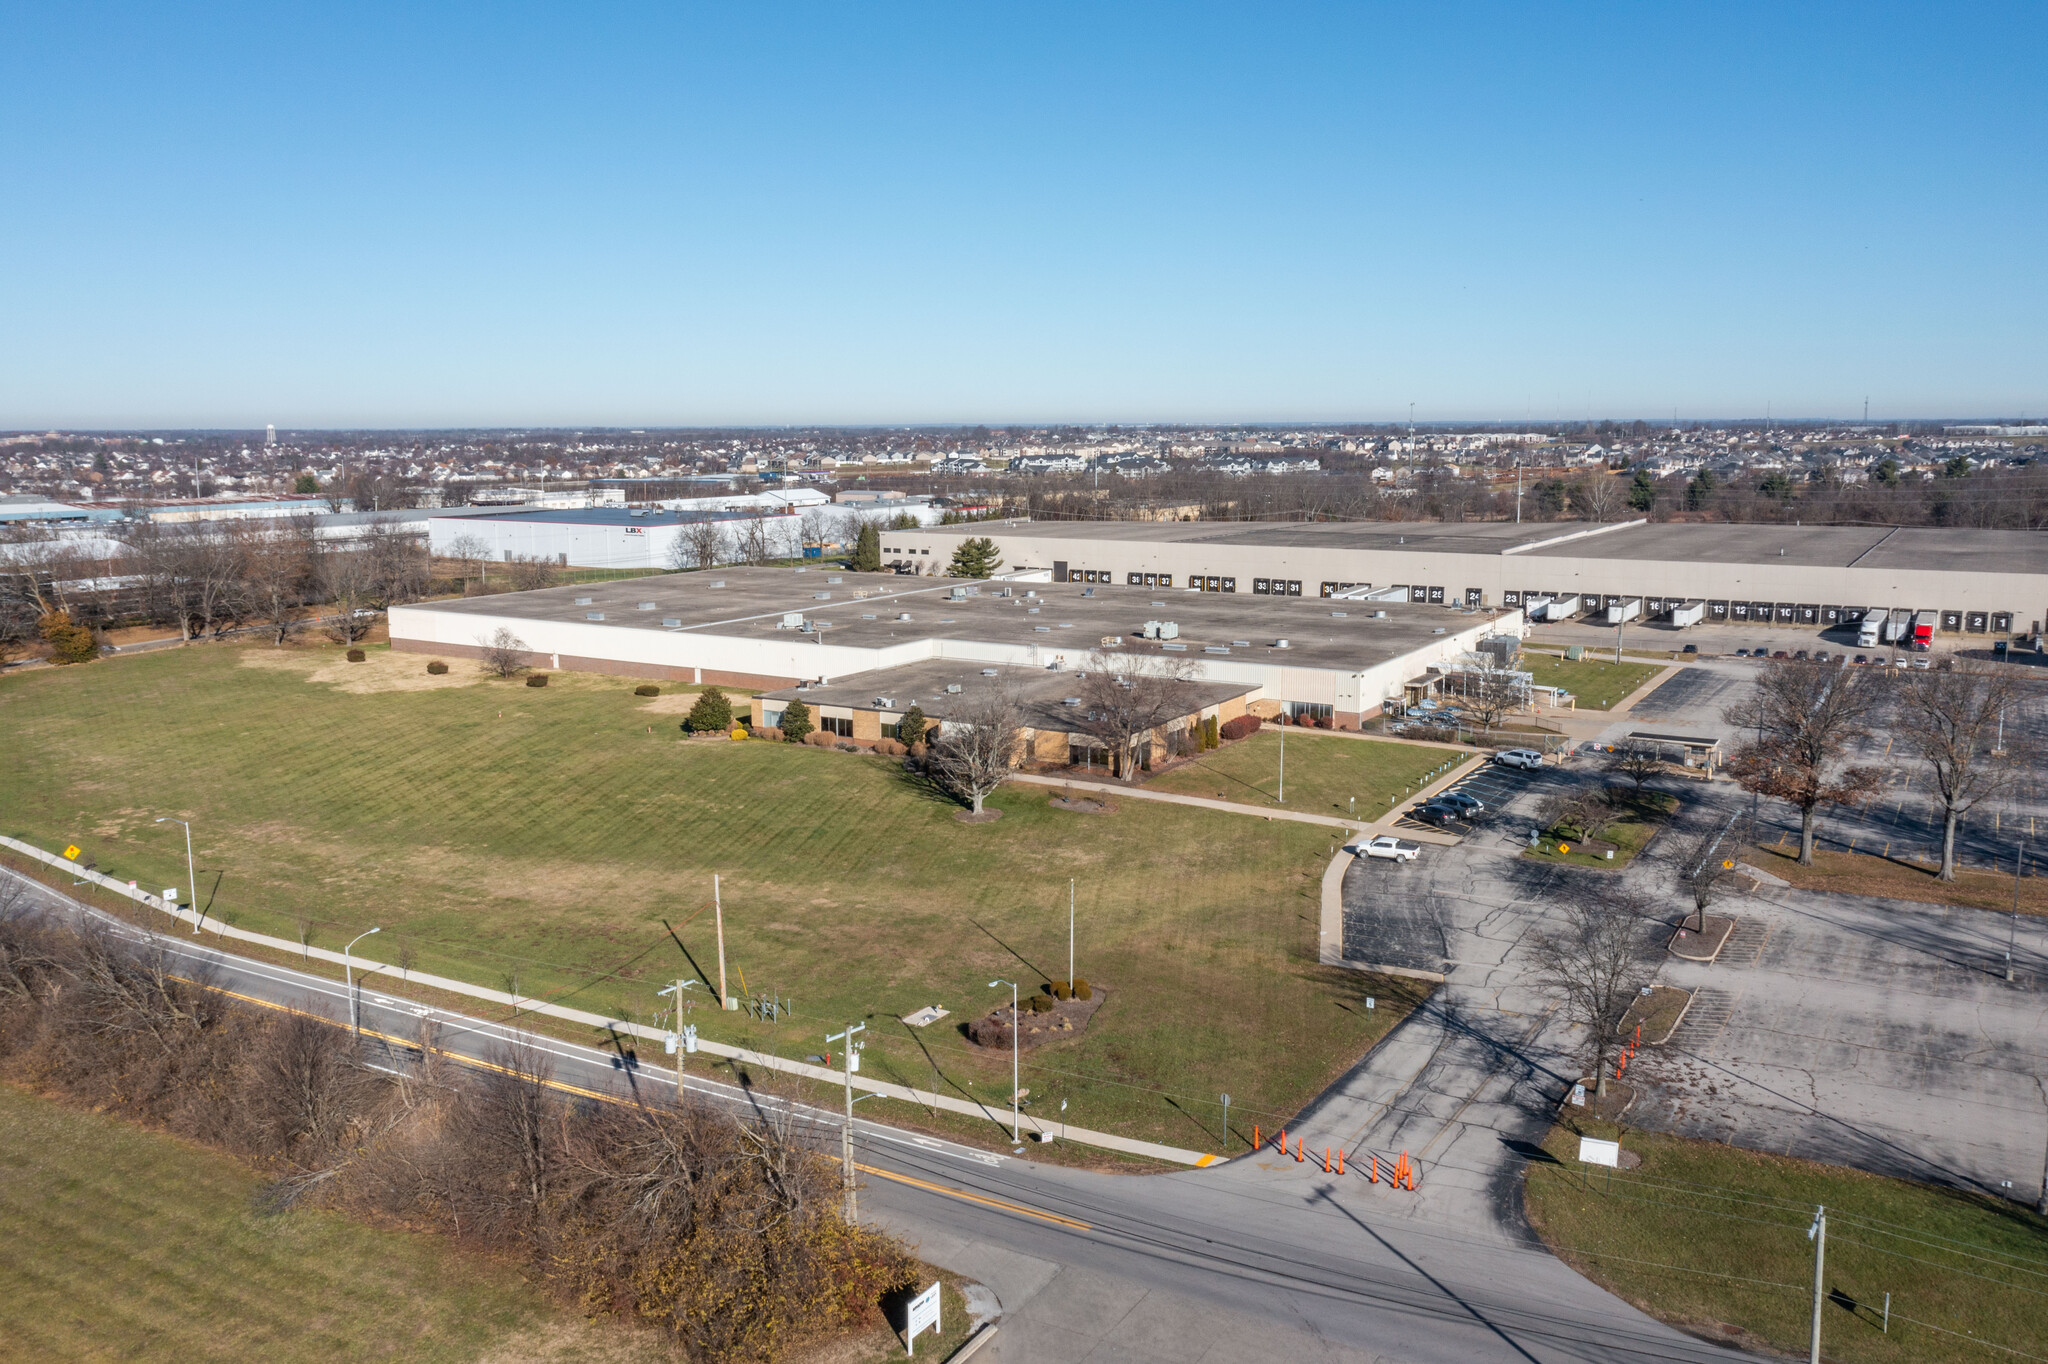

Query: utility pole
[714,874,730,1010]
[1807,1205,1826,1364]
[1278,709,1286,802]
[155,817,198,933]
[1515,461,1523,524]
[1068,879,1075,987]
[826,1021,865,1223]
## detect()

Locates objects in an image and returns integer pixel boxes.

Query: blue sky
[2,3,2042,427]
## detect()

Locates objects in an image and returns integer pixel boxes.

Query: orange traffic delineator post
[1336,1147,1345,1175]
[1322,1146,1331,1173]
[1369,1153,1379,1183]
[1254,1125,1260,1150]
[1294,1137,1304,1162]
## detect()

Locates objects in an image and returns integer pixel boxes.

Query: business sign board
[906,1281,942,1353]
[1577,1136,1621,1168]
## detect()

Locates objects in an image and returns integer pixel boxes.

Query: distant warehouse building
[387,567,1525,732]
[427,497,950,570]
[875,519,2047,634]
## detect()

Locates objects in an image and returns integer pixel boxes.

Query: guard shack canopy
[1625,730,1721,768]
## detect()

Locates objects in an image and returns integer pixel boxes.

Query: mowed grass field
[1524,1118,2048,1363]
[1142,730,1463,822]
[1,642,1411,1149]
[1522,654,1665,710]
[0,1083,668,1364]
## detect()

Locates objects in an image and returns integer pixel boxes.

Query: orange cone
[1322,1146,1331,1173]
[1369,1153,1379,1183]
[1337,1148,1345,1175]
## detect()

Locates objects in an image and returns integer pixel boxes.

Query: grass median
[1140,729,1463,821]
[1521,655,1665,711]
[1523,1117,2048,1363]
[2,640,1420,1151]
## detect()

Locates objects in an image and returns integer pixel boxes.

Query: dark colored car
[1772,650,1790,659]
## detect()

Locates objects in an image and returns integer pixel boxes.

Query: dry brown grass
[1751,842,2048,915]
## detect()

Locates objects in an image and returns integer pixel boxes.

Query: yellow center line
[857,1163,1091,1230]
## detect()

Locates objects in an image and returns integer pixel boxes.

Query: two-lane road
[5,866,1757,1364]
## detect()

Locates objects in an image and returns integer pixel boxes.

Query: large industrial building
[387,567,1524,732]
[880,520,2047,635]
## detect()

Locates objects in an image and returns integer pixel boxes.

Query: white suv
[1349,836,1421,863]
[1495,748,1544,770]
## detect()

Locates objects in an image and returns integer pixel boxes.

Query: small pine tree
[293,472,319,494]
[851,522,882,572]
[948,536,1003,579]
[38,610,99,664]
[1627,469,1656,512]
[780,697,814,740]
[895,705,927,746]
[684,686,733,734]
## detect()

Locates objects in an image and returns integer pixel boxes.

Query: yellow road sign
[1558,843,1570,854]
[1722,858,1734,869]
[62,845,81,860]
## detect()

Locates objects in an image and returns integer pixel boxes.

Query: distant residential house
[1013,454,1089,475]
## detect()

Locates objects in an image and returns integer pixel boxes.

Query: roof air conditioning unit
[637,601,657,610]
[575,596,594,606]
[709,580,726,588]
[1034,625,1051,632]
[586,611,604,620]
[663,618,683,628]
[981,668,998,676]
[1330,611,1348,618]
[828,576,843,584]
[1432,627,1446,635]
[874,697,894,707]
[814,591,831,600]
[781,611,803,629]
[1274,639,1290,648]
[1372,610,1389,619]
[1062,697,1081,706]
[1158,621,1179,639]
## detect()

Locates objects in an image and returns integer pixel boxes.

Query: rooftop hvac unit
[873,697,895,707]
[860,613,877,620]
[637,601,657,610]
[1034,625,1052,632]
[662,618,683,628]
[827,576,843,584]
[1372,610,1389,619]
[575,596,594,606]
[1432,627,1446,635]
[708,580,725,588]
[950,587,968,599]
[1025,590,1037,598]
[1232,640,1250,647]
[813,591,831,600]
[1062,697,1082,706]
[1330,611,1348,618]
[781,611,803,629]
[897,613,912,621]
[1101,635,1123,646]
[1204,645,1230,654]
[1275,639,1291,648]
[1162,641,1187,651]
[947,683,964,693]
[586,611,605,620]
[981,668,999,676]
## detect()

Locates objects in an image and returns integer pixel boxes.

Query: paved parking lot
[1387,757,1539,837]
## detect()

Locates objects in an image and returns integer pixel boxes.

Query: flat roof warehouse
[879,519,2047,627]
[387,567,1524,730]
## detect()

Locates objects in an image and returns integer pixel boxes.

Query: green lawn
[1524,1117,2048,1363]
[1,641,1417,1150]
[0,1083,666,1364]
[1141,731,1464,822]
[1522,655,1665,710]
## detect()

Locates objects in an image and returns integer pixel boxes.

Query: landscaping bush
[835,742,861,753]
[779,697,814,741]
[634,684,659,697]
[1072,979,1092,1000]
[526,674,549,687]
[872,738,905,756]
[1049,981,1072,1001]
[1023,993,1055,1013]
[908,741,928,759]
[346,648,367,663]
[805,731,835,748]
[425,661,449,675]
[895,705,928,747]
[1220,714,1261,742]
[750,725,782,741]
[683,686,732,733]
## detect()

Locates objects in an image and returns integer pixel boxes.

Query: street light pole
[1278,710,1286,802]
[343,927,380,1037]
[990,979,1020,1143]
[154,817,197,933]
[826,1021,865,1223]
[1068,879,1075,988]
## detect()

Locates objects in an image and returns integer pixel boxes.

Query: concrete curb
[1319,753,1488,974]
[0,834,1218,1169]
[944,1323,999,1362]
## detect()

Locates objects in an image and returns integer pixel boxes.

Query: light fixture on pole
[989,979,1020,1144]
[825,1021,866,1223]
[154,817,197,934]
[1806,1205,1826,1364]
[343,927,380,1037]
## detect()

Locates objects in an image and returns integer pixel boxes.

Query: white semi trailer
[1668,600,1705,628]
[1604,597,1642,626]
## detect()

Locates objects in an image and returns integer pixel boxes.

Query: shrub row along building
[387,567,1521,751]
[879,519,2047,632]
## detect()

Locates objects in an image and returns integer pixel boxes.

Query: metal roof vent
[585,611,605,620]
[1330,611,1348,618]
[1204,645,1230,654]
[1432,627,1446,635]
[947,683,964,693]
[897,613,912,621]
[1274,638,1291,648]
[980,668,998,676]
[1034,625,1051,632]
[663,618,683,628]
[1232,640,1250,647]
[709,579,726,588]
[828,575,844,583]
[1162,641,1187,651]
[1372,610,1389,619]
[861,613,877,620]
[574,596,594,606]
[1062,696,1082,706]
[637,601,657,610]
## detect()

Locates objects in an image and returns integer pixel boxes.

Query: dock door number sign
[906,1281,942,1353]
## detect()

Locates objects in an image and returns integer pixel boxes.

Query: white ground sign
[1577,1136,1621,1168]
[906,1280,942,1353]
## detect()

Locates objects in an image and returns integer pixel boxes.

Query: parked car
[1793,649,1809,660]
[1681,643,1698,655]
[1813,651,1829,663]
[1350,835,1421,863]
[1853,654,1869,665]
[1411,801,1462,825]
[1734,648,1750,657]
[1495,748,1544,771]
[1911,656,1932,669]
[1436,791,1485,814]
[1772,650,1790,659]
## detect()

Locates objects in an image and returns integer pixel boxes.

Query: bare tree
[1723,660,1886,865]
[1571,473,1629,523]
[322,551,379,644]
[669,517,724,572]
[242,526,310,645]
[1460,664,1528,733]
[926,678,1024,816]
[1894,663,2034,881]
[1528,882,1659,1097]
[478,626,528,678]
[1607,740,1663,789]
[444,533,491,590]
[1071,649,1202,781]
[504,555,561,592]
[1676,809,1749,932]
[738,513,772,566]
